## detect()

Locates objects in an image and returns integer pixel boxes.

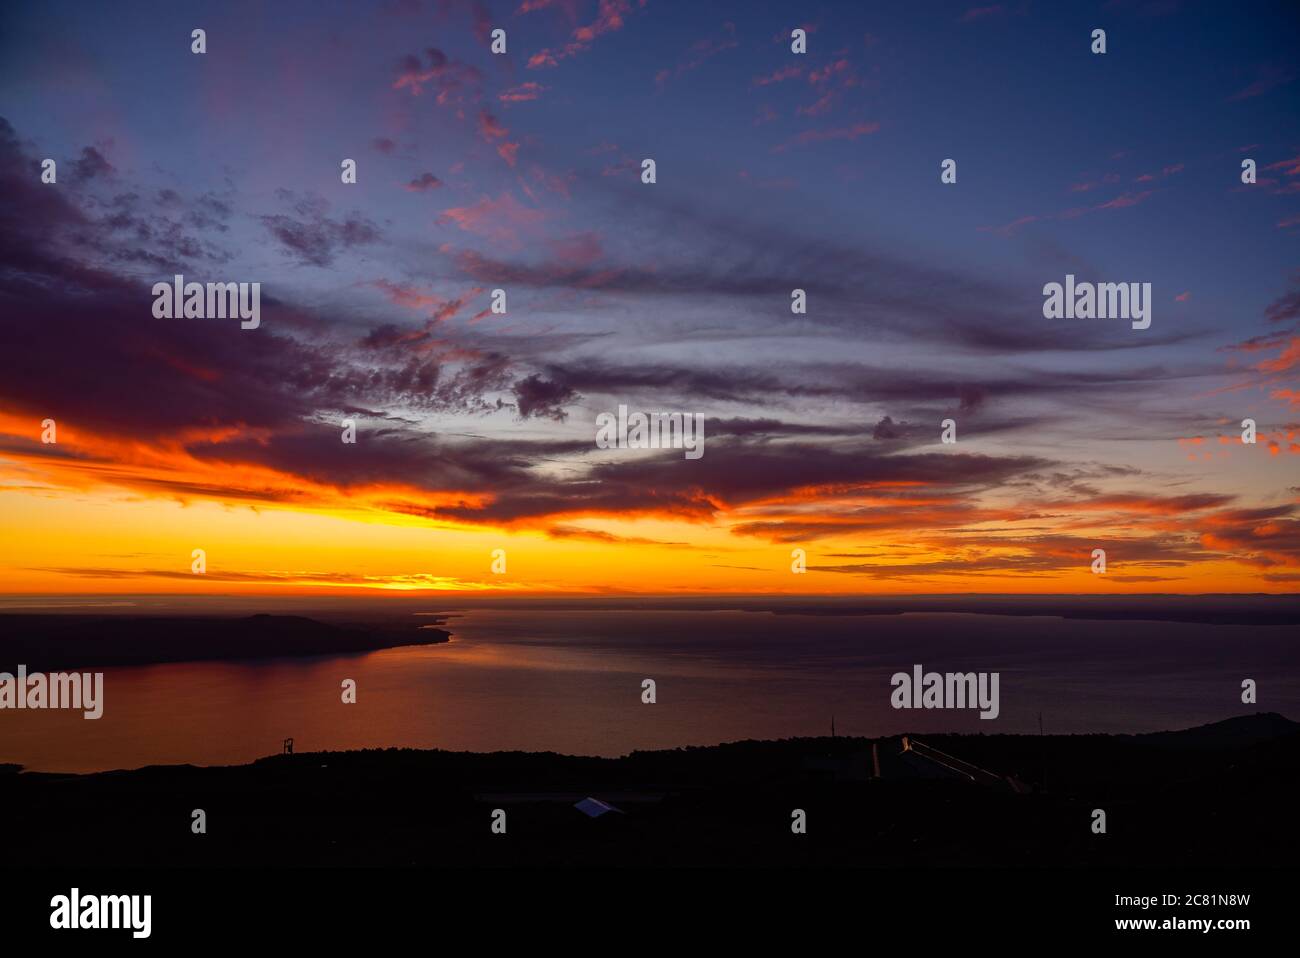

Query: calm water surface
[4,609,1297,772]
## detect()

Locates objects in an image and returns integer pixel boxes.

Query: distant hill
[751,593,1300,625]
[0,613,450,670]
[1130,711,1300,749]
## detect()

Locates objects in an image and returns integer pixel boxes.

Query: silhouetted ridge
[5,713,1296,867]
[1131,711,1300,748]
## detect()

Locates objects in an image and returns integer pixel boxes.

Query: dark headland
[0,613,450,670]
[3,713,1295,867]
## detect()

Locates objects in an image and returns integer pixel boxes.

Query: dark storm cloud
[513,373,578,420]
[259,191,382,267]
[70,145,114,179]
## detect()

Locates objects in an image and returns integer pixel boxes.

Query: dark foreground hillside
[3,713,1296,867]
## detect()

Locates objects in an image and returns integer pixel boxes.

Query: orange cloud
[1258,338,1300,373]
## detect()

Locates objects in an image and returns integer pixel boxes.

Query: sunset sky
[1,0,1298,596]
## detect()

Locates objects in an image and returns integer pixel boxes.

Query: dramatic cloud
[527,0,640,69]
[0,0,1296,598]
[71,146,114,180]
[499,81,547,102]
[405,172,444,192]
[392,47,484,103]
[260,192,381,267]
[437,192,547,244]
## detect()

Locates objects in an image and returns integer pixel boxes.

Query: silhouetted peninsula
[0,613,450,671]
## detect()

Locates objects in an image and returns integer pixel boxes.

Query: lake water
[3,609,1298,772]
